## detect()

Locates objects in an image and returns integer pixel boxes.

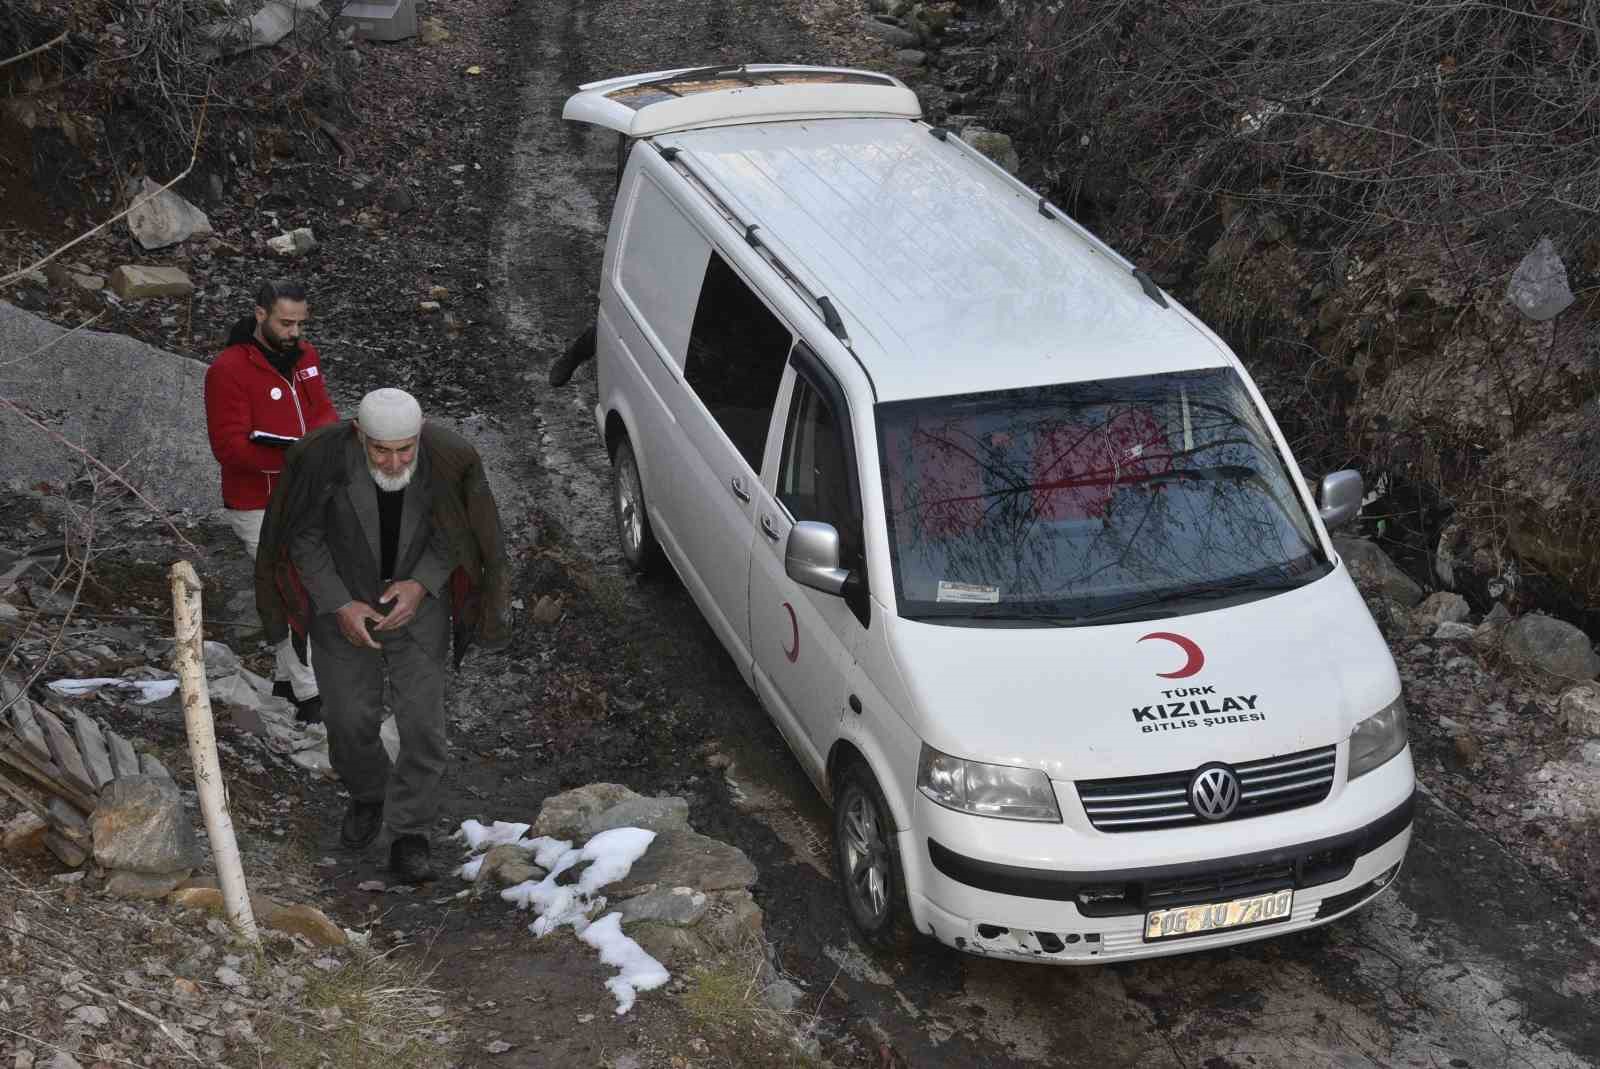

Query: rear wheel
[832,759,914,950]
[612,436,662,574]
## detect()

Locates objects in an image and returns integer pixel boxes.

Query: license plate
[1144,888,1294,941]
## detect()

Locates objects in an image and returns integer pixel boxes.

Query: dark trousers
[309,595,450,838]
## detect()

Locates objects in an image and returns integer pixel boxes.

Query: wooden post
[169,560,259,946]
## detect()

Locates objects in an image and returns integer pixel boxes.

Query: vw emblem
[1189,765,1240,821]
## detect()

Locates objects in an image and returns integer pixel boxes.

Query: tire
[832,759,915,951]
[612,436,663,575]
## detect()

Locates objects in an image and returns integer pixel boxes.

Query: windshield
[876,367,1328,623]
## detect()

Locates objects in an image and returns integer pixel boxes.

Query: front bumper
[905,761,1416,964]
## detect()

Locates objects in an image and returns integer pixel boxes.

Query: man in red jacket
[205,280,340,722]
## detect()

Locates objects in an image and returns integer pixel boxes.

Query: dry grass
[257,951,461,1069]
[679,934,825,1069]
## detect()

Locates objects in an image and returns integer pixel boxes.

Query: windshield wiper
[1073,571,1321,622]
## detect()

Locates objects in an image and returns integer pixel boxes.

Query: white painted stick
[169,560,259,946]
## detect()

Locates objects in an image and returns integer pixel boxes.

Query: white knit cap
[357,388,423,442]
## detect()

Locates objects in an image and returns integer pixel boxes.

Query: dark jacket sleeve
[464,450,511,650]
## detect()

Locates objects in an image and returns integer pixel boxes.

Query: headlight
[1349,695,1408,779]
[917,744,1062,822]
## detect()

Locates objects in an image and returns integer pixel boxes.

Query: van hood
[883,565,1400,781]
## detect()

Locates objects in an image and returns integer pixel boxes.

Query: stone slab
[108,265,194,299]
[105,729,140,779]
[6,699,54,765]
[70,712,114,788]
[612,829,756,895]
[139,752,174,783]
[34,706,98,796]
[44,830,88,867]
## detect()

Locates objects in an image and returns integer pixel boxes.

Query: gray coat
[290,433,453,615]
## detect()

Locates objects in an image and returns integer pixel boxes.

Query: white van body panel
[656,119,1230,401]
[880,562,1398,779]
[563,64,921,138]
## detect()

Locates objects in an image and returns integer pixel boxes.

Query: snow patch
[454,818,668,1014]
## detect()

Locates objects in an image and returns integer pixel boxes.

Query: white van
[563,65,1415,963]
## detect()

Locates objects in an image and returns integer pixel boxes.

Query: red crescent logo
[782,602,799,663]
[1139,632,1204,679]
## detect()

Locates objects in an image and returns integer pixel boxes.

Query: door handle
[730,475,751,502]
[760,514,780,541]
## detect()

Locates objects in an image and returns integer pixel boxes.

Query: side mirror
[1318,470,1363,531]
[786,521,850,596]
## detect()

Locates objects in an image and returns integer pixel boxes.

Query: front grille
[1071,845,1357,917]
[1077,745,1337,832]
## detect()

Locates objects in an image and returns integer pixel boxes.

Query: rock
[1557,683,1600,736]
[419,16,451,45]
[1333,537,1424,606]
[418,300,442,314]
[533,784,692,840]
[958,127,1021,175]
[895,49,927,65]
[616,885,709,928]
[533,783,634,839]
[531,594,562,626]
[1500,614,1600,680]
[1453,734,1482,766]
[90,775,202,875]
[480,843,544,887]
[1415,591,1470,627]
[108,265,194,299]
[588,795,691,836]
[44,1052,83,1069]
[382,184,416,213]
[124,176,215,250]
[611,829,756,896]
[2,812,48,855]
[267,228,317,256]
[862,16,920,48]
[43,832,88,868]
[763,977,804,1014]
[168,884,346,945]
[215,965,247,989]
[429,285,449,301]
[67,272,104,292]
[1507,237,1574,321]
[256,901,347,947]
[105,869,191,900]
[1434,621,1476,641]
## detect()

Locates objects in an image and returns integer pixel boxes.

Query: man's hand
[374,579,427,631]
[336,601,386,649]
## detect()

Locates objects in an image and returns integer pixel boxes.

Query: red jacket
[204,337,339,509]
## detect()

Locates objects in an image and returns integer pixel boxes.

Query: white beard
[370,459,417,492]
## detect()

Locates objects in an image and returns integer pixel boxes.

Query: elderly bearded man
[254,388,510,881]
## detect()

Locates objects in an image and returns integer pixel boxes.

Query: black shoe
[293,695,323,725]
[340,801,384,850]
[389,834,435,883]
[548,325,595,387]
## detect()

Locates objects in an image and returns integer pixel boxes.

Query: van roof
[657,118,1232,402]
[563,64,921,138]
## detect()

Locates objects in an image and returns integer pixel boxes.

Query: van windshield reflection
[876,367,1329,624]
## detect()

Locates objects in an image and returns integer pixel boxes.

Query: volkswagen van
[562,65,1414,962]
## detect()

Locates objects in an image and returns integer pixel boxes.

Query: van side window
[779,375,860,563]
[685,252,792,468]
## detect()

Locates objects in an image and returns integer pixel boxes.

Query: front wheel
[832,760,914,951]
[612,436,663,575]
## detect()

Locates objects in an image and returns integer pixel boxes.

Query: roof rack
[656,142,853,346]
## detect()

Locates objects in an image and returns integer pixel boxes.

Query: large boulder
[0,302,214,513]
[1557,683,1600,736]
[1333,537,1424,606]
[125,177,214,250]
[1501,615,1600,680]
[90,775,202,875]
